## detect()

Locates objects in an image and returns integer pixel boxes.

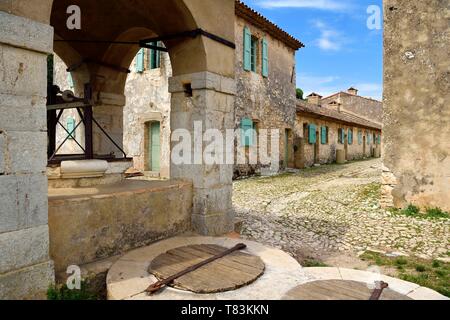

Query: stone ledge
[0,260,54,300]
[0,11,53,54]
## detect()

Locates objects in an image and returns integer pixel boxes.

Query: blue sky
[243,0,383,100]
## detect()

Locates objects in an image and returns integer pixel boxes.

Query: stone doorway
[363,135,367,157]
[145,121,161,173]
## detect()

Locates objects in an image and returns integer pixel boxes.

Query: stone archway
[0,0,235,299]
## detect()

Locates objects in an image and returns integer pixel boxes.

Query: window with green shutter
[348,129,353,145]
[308,124,317,144]
[358,130,363,145]
[149,42,161,69]
[241,118,254,147]
[135,48,145,73]
[262,38,268,77]
[67,117,76,140]
[243,27,252,71]
[367,132,371,144]
[321,126,328,145]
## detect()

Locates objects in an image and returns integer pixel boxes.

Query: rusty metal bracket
[369,281,389,300]
[139,28,236,50]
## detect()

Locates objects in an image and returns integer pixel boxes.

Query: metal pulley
[62,90,76,102]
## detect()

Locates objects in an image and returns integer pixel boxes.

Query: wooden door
[149,122,161,172]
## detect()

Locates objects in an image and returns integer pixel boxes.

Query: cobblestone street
[233,159,450,266]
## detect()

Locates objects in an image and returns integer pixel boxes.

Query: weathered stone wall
[296,114,381,167]
[123,51,172,178]
[0,11,54,299]
[234,16,297,177]
[48,179,192,272]
[383,0,450,210]
[322,93,383,124]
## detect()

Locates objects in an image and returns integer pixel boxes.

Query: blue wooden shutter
[67,117,76,140]
[308,124,316,144]
[135,48,145,73]
[358,130,363,145]
[339,129,345,144]
[348,129,353,145]
[241,118,254,147]
[149,42,161,69]
[243,27,252,71]
[321,127,327,144]
[262,38,269,77]
[156,42,161,68]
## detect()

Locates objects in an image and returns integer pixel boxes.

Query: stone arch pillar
[1,0,236,298]
[0,10,55,299]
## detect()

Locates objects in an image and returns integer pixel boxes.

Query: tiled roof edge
[235,1,304,50]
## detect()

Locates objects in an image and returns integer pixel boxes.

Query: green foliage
[402,204,420,216]
[296,88,304,100]
[360,251,449,298]
[47,282,97,300]
[302,259,328,267]
[390,204,449,220]
[395,257,408,266]
[425,207,450,219]
[415,265,426,272]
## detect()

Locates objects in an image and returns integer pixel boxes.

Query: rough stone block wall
[48,180,193,272]
[0,11,54,299]
[234,16,297,176]
[322,93,383,124]
[383,0,450,210]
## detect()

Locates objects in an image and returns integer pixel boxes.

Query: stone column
[0,12,55,299]
[92,92,126,157]
[169,72,235,236]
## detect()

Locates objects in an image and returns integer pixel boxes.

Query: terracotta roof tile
[296,100,382,131]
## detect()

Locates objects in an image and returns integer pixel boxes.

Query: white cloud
[312,20,347,51]
[257,0,350,11]
[354,83,383,100]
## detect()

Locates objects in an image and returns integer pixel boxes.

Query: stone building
[112,1,304,179]
[321,87,383,124]
[233,2,303,177]
[295,95,382,168]
[382,0,450,211]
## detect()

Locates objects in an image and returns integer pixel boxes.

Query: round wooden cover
[283,280,413,300]
[148,244,265,294]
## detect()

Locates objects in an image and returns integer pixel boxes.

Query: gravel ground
[233,159,449,266]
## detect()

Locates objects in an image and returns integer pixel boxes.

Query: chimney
[307,92,323,106]
[328,100,342,112]
[348,87,358,95]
